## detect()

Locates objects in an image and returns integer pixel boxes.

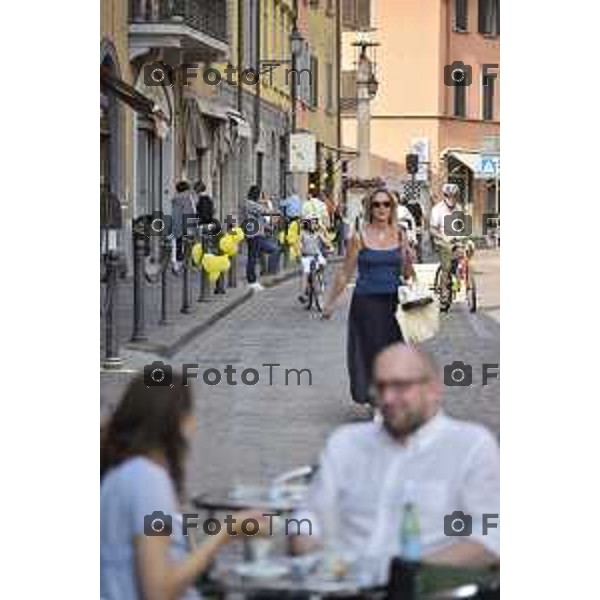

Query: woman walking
[322,188,414,405]
[101,373,263,600]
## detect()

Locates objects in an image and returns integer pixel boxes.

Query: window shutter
[342,0,356,29]
[482,76,495,120]
[342,0,371,30]
[356,0,370,29]
[454,85,466,117]
[455,0,468,31]
[478,0,487,33]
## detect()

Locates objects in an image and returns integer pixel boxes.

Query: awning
[227,110,252,139]
[446,151,481,173]
[445,150,501,180]
[184,92,230,121]
[182,98,210,157]
[100,66,168,123]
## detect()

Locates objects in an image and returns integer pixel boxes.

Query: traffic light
[309,170,321,195]
[406,153,419,175]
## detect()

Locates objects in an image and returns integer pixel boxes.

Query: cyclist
[430,183,463,312]
[298,216,328,304]
[302,191,330,230]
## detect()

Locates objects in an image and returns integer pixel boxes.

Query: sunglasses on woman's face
[372,201,391,209]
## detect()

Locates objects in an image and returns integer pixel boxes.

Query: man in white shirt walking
[293,344,499,582]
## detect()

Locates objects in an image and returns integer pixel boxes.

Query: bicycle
[433,238,477,313]
[304,254,326,313]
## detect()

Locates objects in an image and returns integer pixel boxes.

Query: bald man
[293,344,499,581]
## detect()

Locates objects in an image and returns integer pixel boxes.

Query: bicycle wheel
[313,269,325,312]
[306,272,314,311]
[434,266,452,310]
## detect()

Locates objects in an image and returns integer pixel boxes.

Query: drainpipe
[254,0,261,150]
[237,0,244,215]
[336,0,342,177]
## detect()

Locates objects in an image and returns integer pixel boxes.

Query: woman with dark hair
[101,373,261,600]
[322,188,415,405]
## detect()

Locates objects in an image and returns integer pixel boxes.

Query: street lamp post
[354,42,379,180]
[288,23,305,200]
[290,25,304,135]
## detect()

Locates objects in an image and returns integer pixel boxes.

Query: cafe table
[199,556,498,600]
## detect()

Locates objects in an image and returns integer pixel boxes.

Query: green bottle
[400,500,421,562]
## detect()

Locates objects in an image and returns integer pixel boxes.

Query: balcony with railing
[129,0,229,62]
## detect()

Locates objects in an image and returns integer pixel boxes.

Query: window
[482,74,495,120]
[326,62,334,111]
[262,0,269,61]
[310,55,319,107]
[244,0,259,70]
[326,0,335,15]
[342,0,371,30]
[272,1,277,65]
[309,0,320,7]
[455,0,468,31]
[478,0,500,36]
[453,85,466,117]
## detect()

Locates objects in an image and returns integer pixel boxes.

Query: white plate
[233,561,290,579]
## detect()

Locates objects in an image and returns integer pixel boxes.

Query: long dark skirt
[347,293,404,404]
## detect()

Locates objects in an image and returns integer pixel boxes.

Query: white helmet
[442,183,459,196]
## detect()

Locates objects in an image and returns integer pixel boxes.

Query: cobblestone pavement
[100,249,499,504]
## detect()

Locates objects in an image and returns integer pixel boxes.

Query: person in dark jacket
[194,181,214,225]
[170,181,195,274]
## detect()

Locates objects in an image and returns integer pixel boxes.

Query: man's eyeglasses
[373,377,430,394]
[372,201,391,209]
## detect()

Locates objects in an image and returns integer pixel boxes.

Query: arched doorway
[132,67,174,220]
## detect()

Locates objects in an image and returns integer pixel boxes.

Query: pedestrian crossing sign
[479,155,499,177]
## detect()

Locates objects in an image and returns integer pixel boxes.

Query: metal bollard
[102,250,124,368]
[181,236,192,314]
[198,231,209,302]
[160,235,171,325]
[227,253,236,288]
[131,231,148,342]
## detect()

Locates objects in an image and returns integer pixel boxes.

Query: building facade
[341,0,500,233]
[101,0,343,263]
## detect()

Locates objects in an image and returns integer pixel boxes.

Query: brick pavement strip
[100,250,499,505]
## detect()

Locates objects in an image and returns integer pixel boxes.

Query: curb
[125,255,345,358]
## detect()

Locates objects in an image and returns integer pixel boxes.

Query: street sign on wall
[289,132,317,173]
[477,155,500,179]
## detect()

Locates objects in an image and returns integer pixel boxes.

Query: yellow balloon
[230,227,245,242]
[219,235,238,257]
[191,242,203,267]
[202,254,231,278]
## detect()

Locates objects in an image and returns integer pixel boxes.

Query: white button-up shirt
[296,412,499,580]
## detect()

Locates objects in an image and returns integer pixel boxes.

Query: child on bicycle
[298,216,329,304]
